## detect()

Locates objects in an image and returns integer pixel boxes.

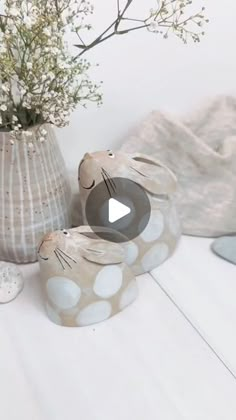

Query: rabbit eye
[63,230,70,236]
[108,151,115,158]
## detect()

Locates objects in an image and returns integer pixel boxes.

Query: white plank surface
[1,262,236,420]
[152,236,236,378]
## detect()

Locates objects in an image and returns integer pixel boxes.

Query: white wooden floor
[0,236,236,420]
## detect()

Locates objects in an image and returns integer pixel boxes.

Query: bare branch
[74,0,207,58]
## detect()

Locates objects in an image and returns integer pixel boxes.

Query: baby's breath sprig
[74,0,208,57]
[0,0,208,140]
[0,0,100,139]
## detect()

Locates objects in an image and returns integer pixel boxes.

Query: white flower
[47,72,55,80]
[23,15,33,28]
[26,62,33,70]
[43,28,51,37]
[9,7,19,17]
[0,45,7,54]
[25,131,33,137]
[0,104,7,112]
[1,84,9,93]
[49,115,56,124]
[148,21,159,33]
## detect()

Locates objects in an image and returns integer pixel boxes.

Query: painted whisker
[57,248,77,264]
[101,172,112,197]
[101,168,116,195]
[54,250,65,270]
[56,249,72,269]
[102,168,116,191]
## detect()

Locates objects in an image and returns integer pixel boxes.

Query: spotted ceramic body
[0,124,71,263]
[38,226,138,327]
[79,151,181,275]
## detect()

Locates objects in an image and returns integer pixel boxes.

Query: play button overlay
[109,198,131,223]
[85,177,151,243]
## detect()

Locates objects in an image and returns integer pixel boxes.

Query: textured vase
[0,124,71,263]
[120,96,236,237]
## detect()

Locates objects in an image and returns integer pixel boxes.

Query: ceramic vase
[0,124,71,263]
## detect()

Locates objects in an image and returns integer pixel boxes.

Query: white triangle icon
[108,198,131,223]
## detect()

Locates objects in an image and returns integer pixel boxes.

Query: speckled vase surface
[0,124,71,263]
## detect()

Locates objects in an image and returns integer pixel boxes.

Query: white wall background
[56,0,236,170]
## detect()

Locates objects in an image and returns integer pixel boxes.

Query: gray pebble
[211,236,236,265]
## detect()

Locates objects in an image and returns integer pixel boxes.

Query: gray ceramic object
[38,226,138,327]
[78,151,181,276]
[0,262,24,303]
[211,235,236,265]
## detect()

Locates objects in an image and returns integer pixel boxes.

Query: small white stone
[0,262,24,304]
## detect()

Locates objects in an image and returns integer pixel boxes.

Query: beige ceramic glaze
[0,124,71,263]
[38,226,138,327]
[79,151,181,275]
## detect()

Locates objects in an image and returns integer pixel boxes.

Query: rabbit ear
[129,153,177,195]
[83,240,124,265]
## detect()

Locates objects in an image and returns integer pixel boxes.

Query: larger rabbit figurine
[79,151,181,275]
[38,226,138,327]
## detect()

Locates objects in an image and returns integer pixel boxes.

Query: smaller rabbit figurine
[38,226,138,327]
[79,151,181,275]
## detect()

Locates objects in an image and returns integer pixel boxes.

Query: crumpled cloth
[211,235,236,264]
[120,96,236,237]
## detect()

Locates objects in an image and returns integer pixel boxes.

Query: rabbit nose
[43,232,54,241]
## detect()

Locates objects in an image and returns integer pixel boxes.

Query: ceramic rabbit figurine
[79,151,181,275]
[38,226,138,327]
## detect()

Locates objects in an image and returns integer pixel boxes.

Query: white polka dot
[168,206,181,236]
[119,280,138,310]
[46,303,62,325]
[77,301,112,327]
[47,277,81,310]
[140,210,164,242]
[142,243,169,272]
[122,242,139,266]
[93,266,123,298]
